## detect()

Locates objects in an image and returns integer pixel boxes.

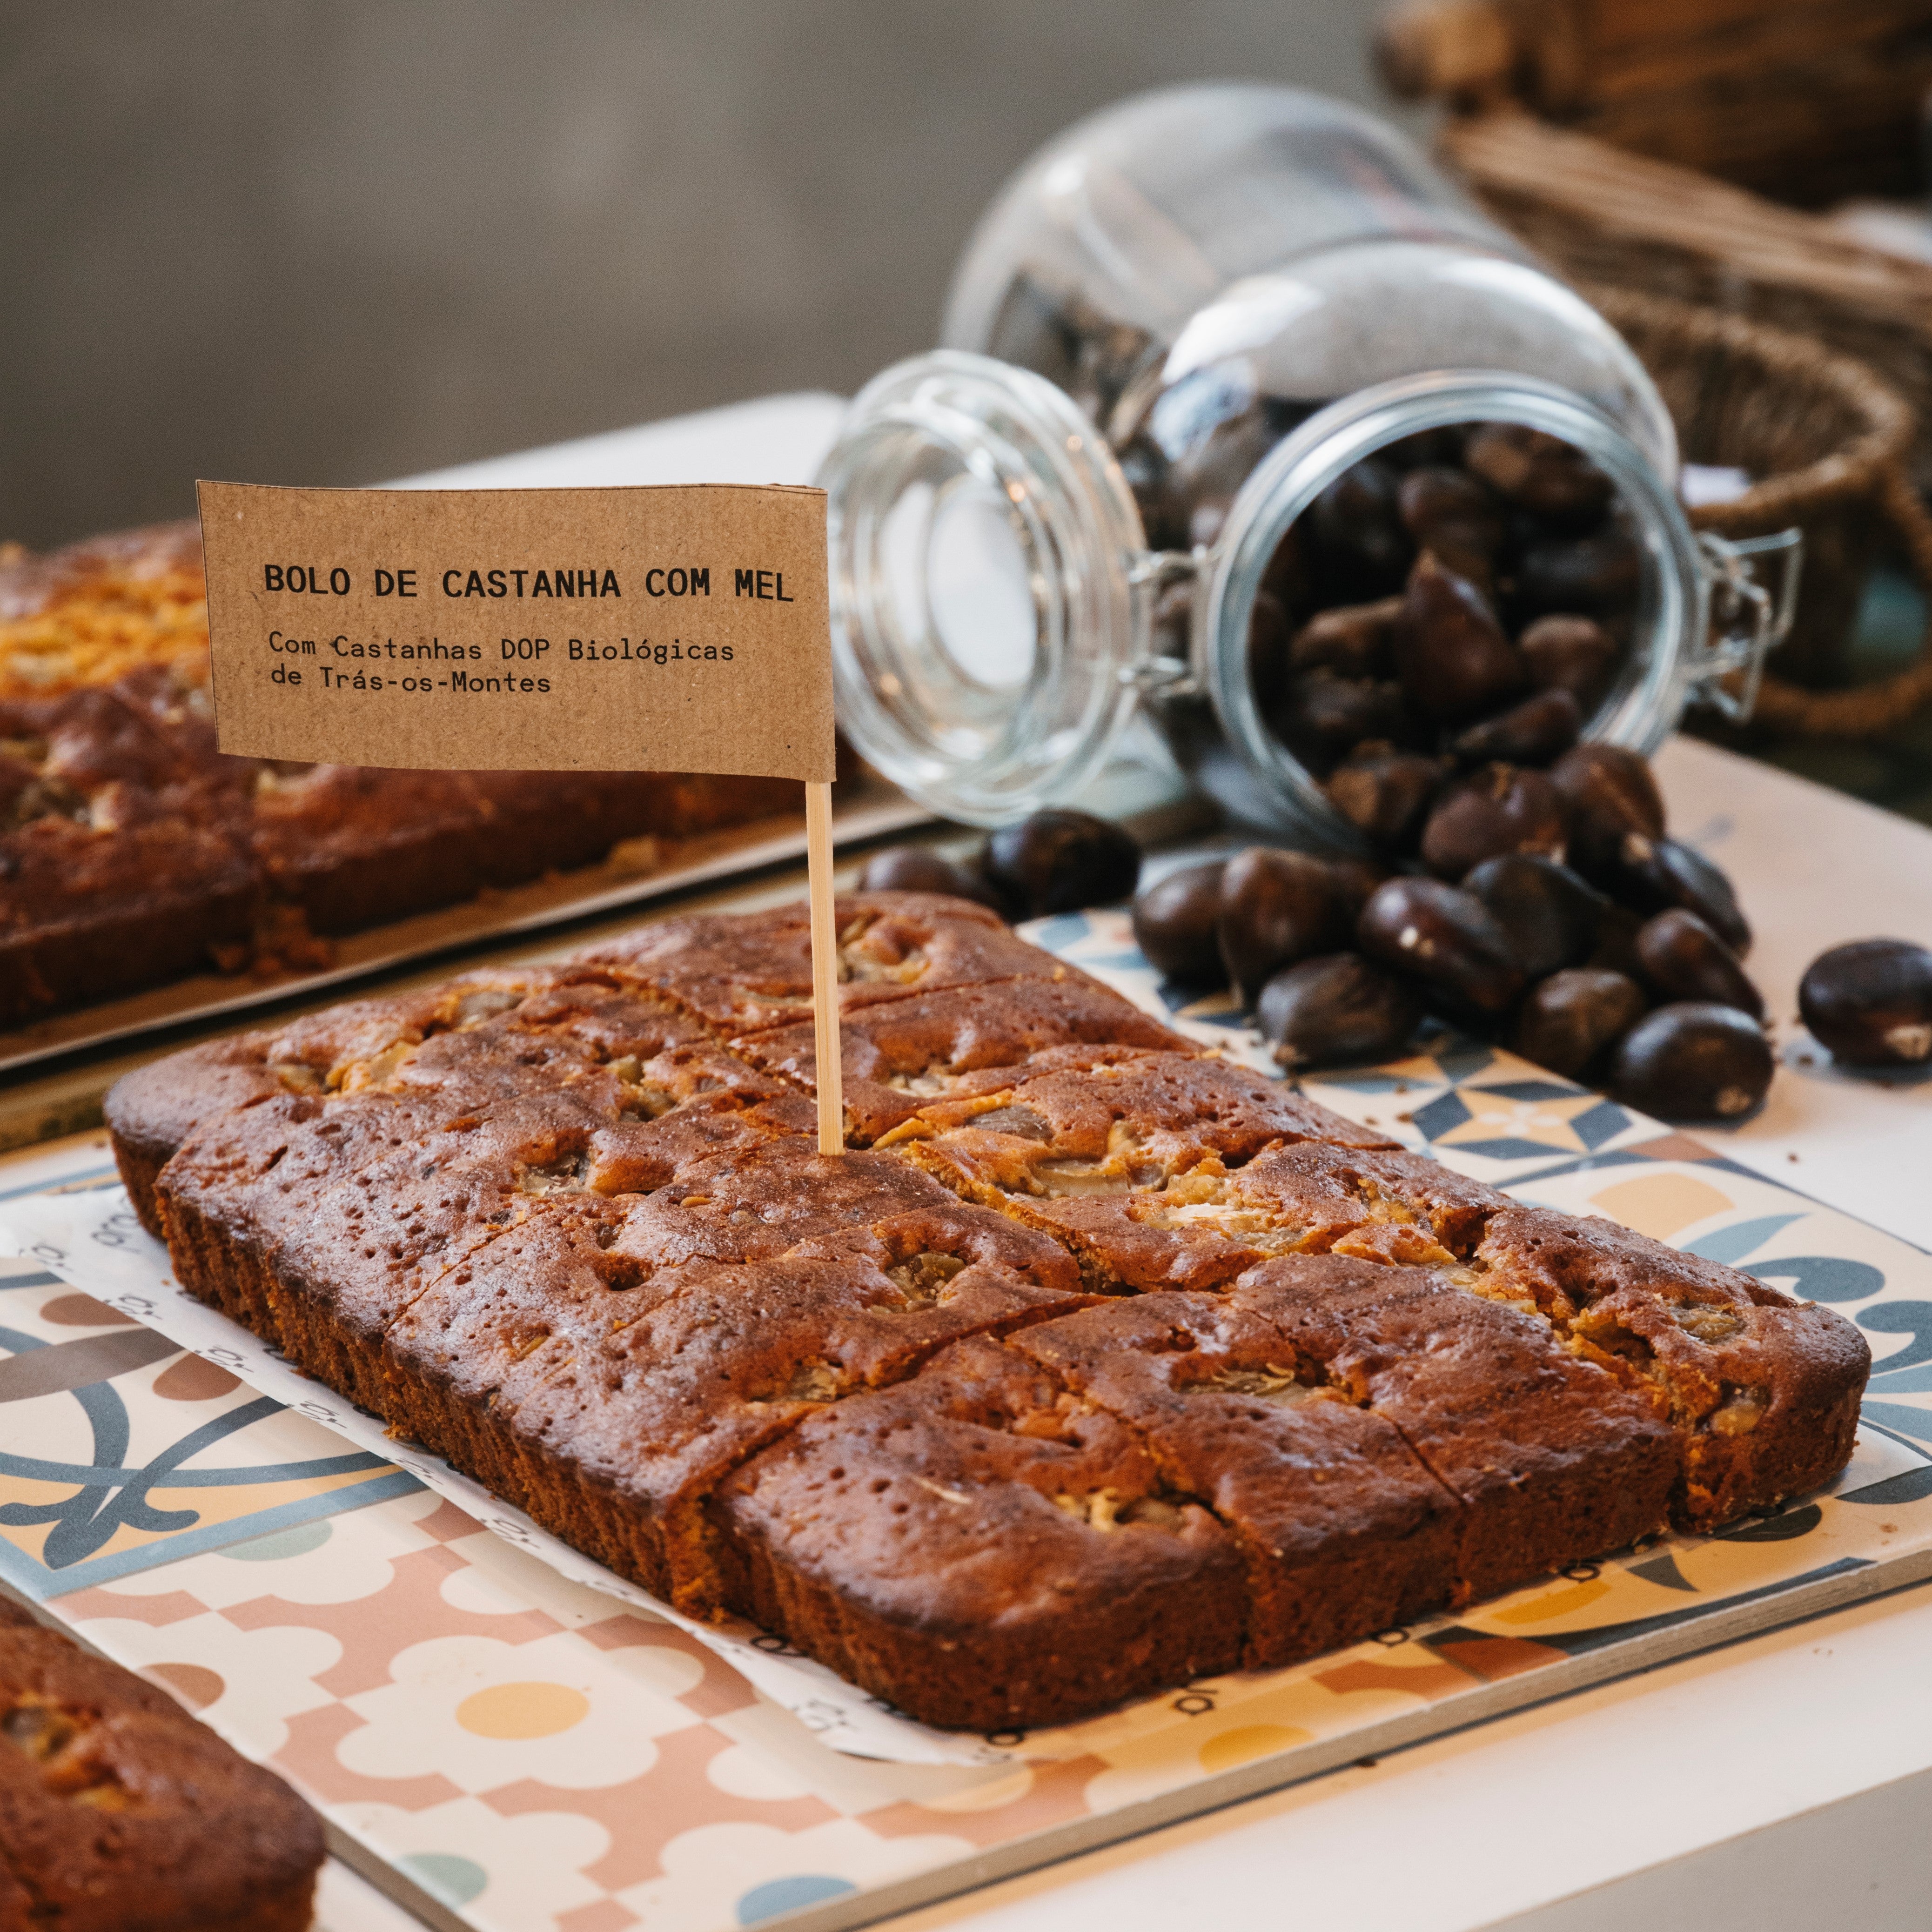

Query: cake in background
[0,522,803,1027]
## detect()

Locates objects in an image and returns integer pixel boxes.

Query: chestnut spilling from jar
[1126,723,1773,1122]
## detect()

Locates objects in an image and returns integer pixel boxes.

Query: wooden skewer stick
[805,779,845,1157]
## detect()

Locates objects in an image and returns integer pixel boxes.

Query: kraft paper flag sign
[196,480,846,1150]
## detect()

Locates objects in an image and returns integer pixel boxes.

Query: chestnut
[1257,953,1423,1071]
[1287,597,1402,679]
[1420,763,1568,880]
[981,810,1141,918]
[1549,743,1665,875]
[1519,614,1620,711]
[1357,876,1525,1017]
[1636,910,1762,1019]
[1396,465,1506,580]
[1798,938,1932,1068]
[1268,673,1409,771]
[1513,529,1642,618]
[859,845,1001,910]
[1131,861,1228,987]
[1392,551,1526,722]
[1218,847,1347,1006]
[1462,424,1615,531]
[1610,835,1752,957]
[1610,1002,1774,1122]
[1513,968,1647,1080]
[1464,853,1606,980]
[1324,748,1444,852]
[1449,688,1583,767]
[1311,458,1412,599]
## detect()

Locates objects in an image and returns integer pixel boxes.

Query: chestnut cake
[106,892,1871,1732]
[0,1598,322,1930]
[0,523,803,1027]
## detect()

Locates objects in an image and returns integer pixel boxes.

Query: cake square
[889,1047,1395,1186]
[1229,1255,1680,1597]
[581,892,1113,1036]
[716,1334,1248,1730]
[1473,1208,1869,1526]
[1012,1290,1461,1664]
[595,1140,960,1273]
[908,1134,1496,1297]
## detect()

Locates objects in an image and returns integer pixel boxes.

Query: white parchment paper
[0,1186,1021,1768]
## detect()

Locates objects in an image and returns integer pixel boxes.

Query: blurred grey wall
[1,0,1399,549]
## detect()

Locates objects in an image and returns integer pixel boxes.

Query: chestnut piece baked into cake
[0,522,803,1027]
[107,891,1870,1731]
[0,1598,322,1931]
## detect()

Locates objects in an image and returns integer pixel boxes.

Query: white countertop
[359,396,1932,1932]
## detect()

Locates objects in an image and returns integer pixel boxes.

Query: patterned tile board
[0,913,1926,1932]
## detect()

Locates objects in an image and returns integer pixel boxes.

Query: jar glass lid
[818,352,1149,824]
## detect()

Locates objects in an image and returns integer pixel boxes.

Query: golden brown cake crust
[110,897,1872,1733]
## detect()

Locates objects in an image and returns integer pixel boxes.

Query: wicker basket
[1374,0,1932,486]
[1369,2,1932,732]
[1375,0,1932,208]
[1436,112,1932,492]
[1586,287,1932,736]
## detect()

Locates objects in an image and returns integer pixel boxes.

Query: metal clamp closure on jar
[1693,529,1802,724]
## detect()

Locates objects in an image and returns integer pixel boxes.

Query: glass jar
[818,84,1796,837]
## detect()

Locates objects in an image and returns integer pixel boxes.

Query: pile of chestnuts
[854,295,1932,1118]
[1132,742,1778,1123]
[857,793,1932,1127]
